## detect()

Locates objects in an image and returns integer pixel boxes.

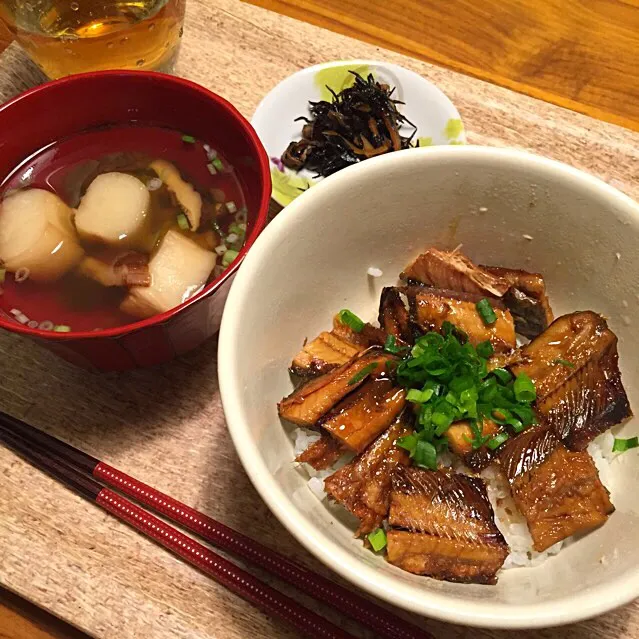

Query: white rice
[292,426,618,570]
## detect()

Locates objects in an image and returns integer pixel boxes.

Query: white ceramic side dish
[218,146,639,628]
[251,59,465,207]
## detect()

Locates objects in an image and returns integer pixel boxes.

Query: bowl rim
[0,70,271,340]
[218,145,639,629]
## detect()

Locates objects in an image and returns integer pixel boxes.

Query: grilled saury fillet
[386,467,509,584]
[497,425,614,552]
[319,377,406,453]
[378,287,413,345]
[278,347,396,427]
[296,431,344,471]
[290,331,363,378]
[324,416,412,535]
[512,312,632,449]
[444,419,501,471]
[482,265,554,338]
[405,286,516,353]
[401,248,510,297]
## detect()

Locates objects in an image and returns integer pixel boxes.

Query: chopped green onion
[53,325,71,333]
[396,322,538,465]
[348,362,378,386]
[613,437,639,453]
[367,528,387,552]
[414,440,437,470]
[476,298,497,325]
[176,213,190,230]
[222,249,239,267]
[476,340,494,358]
[0,268,5,283]
[553,358,576,368]
[338,309,365,333]
[383,334,408,355]
[397,434,417,456]
[181,134,196,143]
[212,157,224,171]
[407,388,434,403]
[207,162,217,175]
[486,432,510,450]
[226,201,238,214]
[491,368,512,384]
[513,373,536,403]
[228,223,245,237]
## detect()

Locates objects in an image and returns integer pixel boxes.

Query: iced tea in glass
[0,0,185,79]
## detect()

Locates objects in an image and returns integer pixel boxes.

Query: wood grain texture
[0,588,88,639]
[0,1,638,638]
[247,0,639,131]
[0,19,11,54]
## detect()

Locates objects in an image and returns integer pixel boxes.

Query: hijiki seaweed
[281,72,418,177]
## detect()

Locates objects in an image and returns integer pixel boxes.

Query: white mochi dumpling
[120,229,215,319]
[75,172,150,248]
[0,189,84,282]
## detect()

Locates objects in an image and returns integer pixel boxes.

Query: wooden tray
[0,1,638,637]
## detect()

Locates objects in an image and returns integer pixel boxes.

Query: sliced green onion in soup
[53,325,71,333]
[176,213,190,231]
[222,249,239,268]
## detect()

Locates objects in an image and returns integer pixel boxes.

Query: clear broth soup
[0,125,247,332]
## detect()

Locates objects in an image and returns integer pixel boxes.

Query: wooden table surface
[0,1,638,638]
[6,0,639,131]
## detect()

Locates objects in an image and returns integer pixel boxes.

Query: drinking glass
[0,0,186,79]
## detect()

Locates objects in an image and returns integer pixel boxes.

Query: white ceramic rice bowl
[218,146,639,628]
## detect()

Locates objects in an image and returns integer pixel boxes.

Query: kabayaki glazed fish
[512,311,632,449]
[325,415,412,535]
[386,467,509,584]
[497,425,614,552]
[281,247,632,585]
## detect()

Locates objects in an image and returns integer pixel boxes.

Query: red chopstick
[0,414,431,639]
[0,429,356,639]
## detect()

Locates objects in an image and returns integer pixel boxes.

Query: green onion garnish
[367,528,387,552]
[613,437,639,453]
[486,432,510,450]
[476,298,497,325]
[181,134,196,143]
[228,223,245,237]
[397,434,417,456]
[176,213,190,230]
[513,373,536,403]
[338,309,365,333]
[476,340,494,358]
[384,334,408,355]
[491,368,512,384]
[553,358,576,368]
[396,324,537,463]
[212,157,224,171]
[222,249,239,268]
[53,325,71,333]
[348,362,378,386]
[414,439,438,470]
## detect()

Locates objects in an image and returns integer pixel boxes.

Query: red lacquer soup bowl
[0,71,270,371]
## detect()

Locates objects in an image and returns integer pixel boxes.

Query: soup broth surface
[0,125,247,332]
